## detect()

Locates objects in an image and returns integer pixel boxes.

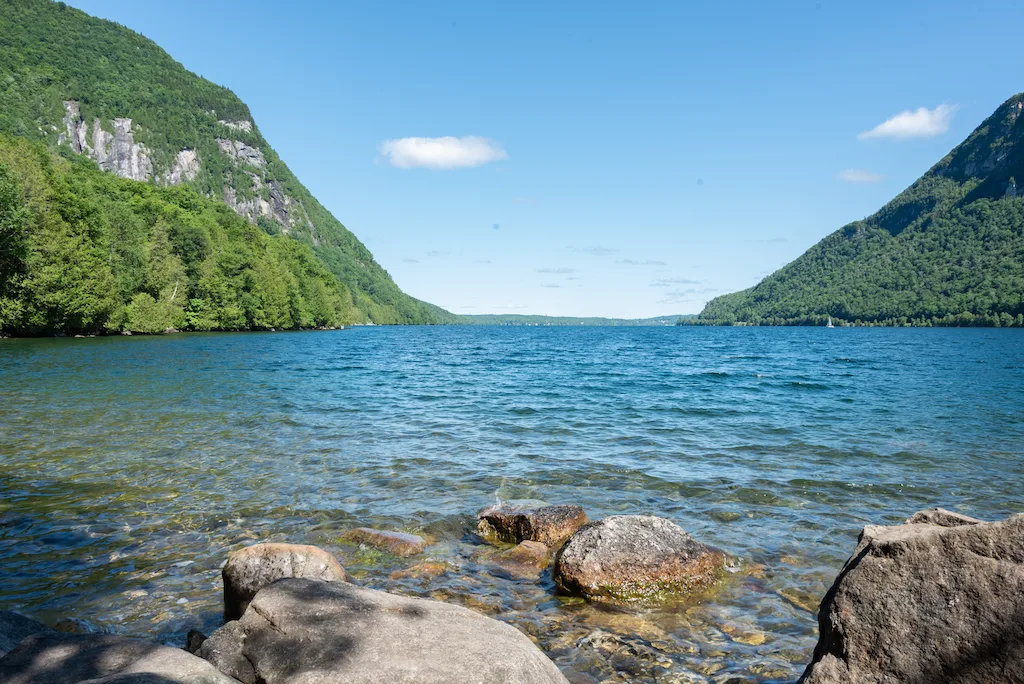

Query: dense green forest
[0,135,360,334]
[0,0,454,326]
[695,93,1024,327]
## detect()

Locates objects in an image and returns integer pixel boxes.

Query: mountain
[0,0,454,327]
[696,93,1024,327]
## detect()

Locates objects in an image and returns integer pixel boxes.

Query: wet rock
[477,500,588,547]
[554,515,726,601]
[222,542,349,620]
[0,632,236,683]
[184,629,207,654]
[799,510,1024,684]
[0,611,52,658]
[342,527,426,557]
[199,577,569,683]
[489,540,552,578]
[388,560,453,580]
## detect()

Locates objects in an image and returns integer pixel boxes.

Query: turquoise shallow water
[1,327,1023,682]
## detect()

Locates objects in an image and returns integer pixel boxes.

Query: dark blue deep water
[1,327,1022,681]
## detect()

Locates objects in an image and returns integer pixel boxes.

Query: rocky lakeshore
[1,504,1022,683]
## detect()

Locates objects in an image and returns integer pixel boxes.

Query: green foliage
[697,94,1024,328]
[0,0,454,325]
[0,135,357,335]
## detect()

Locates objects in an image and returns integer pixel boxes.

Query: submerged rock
[222,542,349,620]
[489,540,552,578]
[554,515,726,601]
[0,632,235,684]
[0,611,52,658]
[199,577,569,684]
[799,510,1024,684]
[342,527,427,557]
[477,501,588,547]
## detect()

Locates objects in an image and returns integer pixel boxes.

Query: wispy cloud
[537,267,576,274]
[838,169,884,183]
[566,276,581,281]
[569,246,620,256]
[657,287,720,304]
[650,278,702,287]
[492,223,501,230]
[378,136,508,169]
[541,283,561,289]
[426,250,450,257]
[402,258,420,263]
[858,104,957,140]
[473,259,492,264]
[495,304,529,310]
[617,259,667,266]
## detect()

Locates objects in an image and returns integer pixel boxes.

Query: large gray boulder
[0,611,53,658]
[0,632,236,684]
[553,515,725,601]
[199,577,569,684]
[799,509,1024,684]
[477,501,588,548]
[222,542,349,619]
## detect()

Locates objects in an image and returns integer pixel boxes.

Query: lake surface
[1,326,1022,682]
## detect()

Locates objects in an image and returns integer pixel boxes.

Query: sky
[66,0,1024,318]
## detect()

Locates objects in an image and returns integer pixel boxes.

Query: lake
[1,326,1022,682]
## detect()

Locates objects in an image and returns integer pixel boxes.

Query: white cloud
[378,136,508,169]
[537,267,575,274]
[858,104,957,140]
[838,169,884,183]
[616,259,667,266]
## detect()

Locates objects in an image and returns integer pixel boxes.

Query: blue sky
[68,0,1024,317]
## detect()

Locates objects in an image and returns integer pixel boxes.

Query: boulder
[799,510,1024,684]
[553,515,725,601]
[222,542,349,620]
[199,577,569,684]
[0,632,236,684]
[341,527,426,557]
[0,611,52,658]
[477,501,588,547]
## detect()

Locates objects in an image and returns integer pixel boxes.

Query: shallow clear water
[1,327,1022,682]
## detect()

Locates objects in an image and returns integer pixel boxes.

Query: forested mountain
[0,0,454,330]
[696,93,1024,327]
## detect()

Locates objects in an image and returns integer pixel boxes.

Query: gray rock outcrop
[477,500,588,547]
[222,542,350,620]
[0,632,236,684]
[58,102,153,182]
[198,577,569,684]
[553,515,726,601]
[799,510,1024,684]
[216,138,266,168]
[164,149,200,185]
[0,611,53,658]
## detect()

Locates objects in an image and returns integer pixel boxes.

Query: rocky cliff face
[57,102,316,237]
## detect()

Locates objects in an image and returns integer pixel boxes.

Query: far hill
[696,93,1024,327]
[457,314,687,326]
[0,0,453,325]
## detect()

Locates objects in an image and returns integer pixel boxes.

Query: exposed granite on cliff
[216,138,266,168]
[59,101,160,183]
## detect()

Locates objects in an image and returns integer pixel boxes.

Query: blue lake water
[1,326,1022,682]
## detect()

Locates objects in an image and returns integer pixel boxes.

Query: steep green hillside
[697,93,1024,327]
[0,135,360,334]
[0,0,453,324]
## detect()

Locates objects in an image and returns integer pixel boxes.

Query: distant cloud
[426,250,449,257]
[378,136,508,169]
[858,104,957,140]
[657,287,720,304]
[537,267,575,274]
[541,284,561,288]
[745,237,787,244]
[492,223,500,230]
[838,169,884,183]
[650,278,702,287]
[617,259,667,266]
[473,259,492,264]
[402,258,420,263]
[569,246,620,256]
[566,276,581,281]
